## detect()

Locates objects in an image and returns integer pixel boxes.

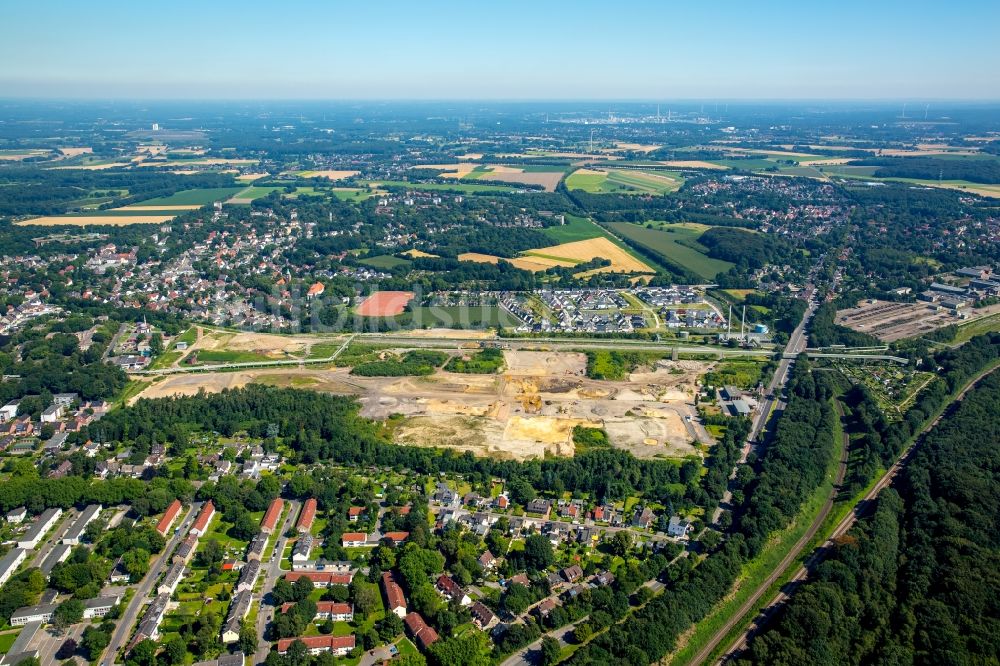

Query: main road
[710,296,817,525]
[102,502,200,665]
[715,362,1000,664]
[254,499,301,665]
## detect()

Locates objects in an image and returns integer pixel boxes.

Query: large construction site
[136,349,714,461]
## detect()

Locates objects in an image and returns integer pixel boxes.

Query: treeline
[808,301,882,348]
[0,167,236,217]
[839,332,1000,492]
[737,369,1000,665]
[698,227,791,270]
[0,473,191,516]
[350,350,448,377]
[852,156,1000,184]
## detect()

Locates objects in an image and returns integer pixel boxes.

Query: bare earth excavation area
[137,350,713,460]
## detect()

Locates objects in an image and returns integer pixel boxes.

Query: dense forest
[853,156,1000,184]
[737,369,1000,666]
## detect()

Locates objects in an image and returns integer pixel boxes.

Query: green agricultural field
[360,254,411,270]
[374,180,516,193]
[131,187,245,206]
[565,169,683,195]
[703,360,768,389]
[608,222,735,280]
[231,185,283,201]
[542,214,609,244]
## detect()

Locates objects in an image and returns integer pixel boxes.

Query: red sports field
[356,290,415,316]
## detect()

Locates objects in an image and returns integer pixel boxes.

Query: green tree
[53,598,84,630]
[539,636,561,666]
[239,622,258,655]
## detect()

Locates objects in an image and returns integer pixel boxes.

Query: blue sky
[1,0,998,99]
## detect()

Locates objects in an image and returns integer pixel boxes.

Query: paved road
[102,503,199,664]
[716,362,1000,664]
[690,396,849,666]
[254,499,301,665]
[711,297,816,526]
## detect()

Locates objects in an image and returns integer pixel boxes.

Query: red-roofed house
[285,572,354,588]
[347,506,366,522]
[383,531,409,546]
[281,601,353,622]
[190,501,215,537]
[306,282,325,299]
[342,532,367,548]
[277,634,354,656]
[435,574,471,606]
[297,498,317,533]
[381,571,407,618]
[261,498,283,534]
[156,499,183,536]
[404,612,440,651]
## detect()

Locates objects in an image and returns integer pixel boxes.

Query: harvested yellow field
[58,147,92,157]
[402,249,438,258]
[458,252,501,264]
[17,215,174,226]
[412,163,479,178]
[658,160,729,169]
[456,153,483,160]
[236,172,269,181]
[482,170,564,191]
[139,158,256,167]
[299,169,359,180]
[51,163,129,170]
[612,142,661,153]
[114,204,201,211]
[524,237,654,273]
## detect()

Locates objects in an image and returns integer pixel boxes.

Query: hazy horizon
[3,0,998,100]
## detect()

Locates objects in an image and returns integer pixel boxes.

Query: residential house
[156,499,183,536]
[469,601,497,631]
[404,612,440,651]
[381,571,407,618]
[276,635,355,657]
[296,498,317,533]
[435,575,471,606]
[190,501,215,537]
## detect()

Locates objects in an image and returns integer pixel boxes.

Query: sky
[1,0,998,100]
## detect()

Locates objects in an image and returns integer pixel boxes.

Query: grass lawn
[360,254,411,270]
[331,187,379,202]
[114,379,150,406]
[608,222,734,280]
[189,349,275,364]
[0,631,19,654]
[148,350,183,370]
[131,187,245,206]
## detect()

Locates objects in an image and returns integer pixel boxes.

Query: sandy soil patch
[503,351,587,376]
[384,327,494,340]
[187,328,318,358]
[299,170,360,180]
[524,237,654,274]
[17,215,174,226]
[356,291,416,317]
[236,172,269,181]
